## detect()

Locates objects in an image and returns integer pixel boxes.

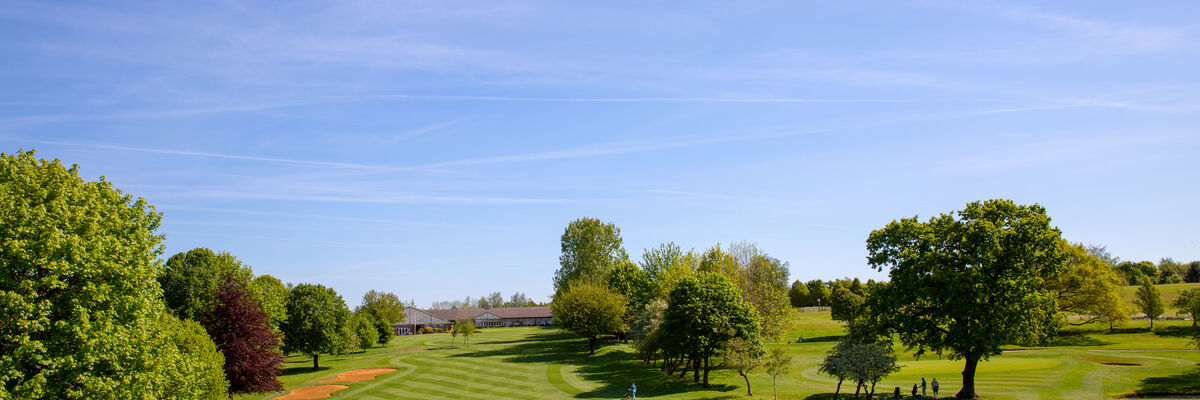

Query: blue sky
[2,1,1198,306]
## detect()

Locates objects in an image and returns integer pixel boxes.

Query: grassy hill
[243,312,1199,400]
[1119,282,1200,318]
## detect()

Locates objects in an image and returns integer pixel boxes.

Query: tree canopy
[249,275,289,339]
[158,248,253,321]
[864,199,1066,399]
[1174,288,1200,328]
[551,279,627,354]
[1134,278,1164,330]
[1046,242,1128,329]
[554,217,629,294]
[660,272,761,388]
[357,289,406,343]
[0,150,226,398]
[282,283,351,370]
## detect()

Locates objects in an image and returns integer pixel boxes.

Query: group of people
[894,378,939,399]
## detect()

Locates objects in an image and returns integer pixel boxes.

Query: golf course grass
[241,310,1199,400]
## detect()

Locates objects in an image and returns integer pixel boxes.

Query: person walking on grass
[922,378,927,398]
[912,383,918,398]
[932,378,939,399]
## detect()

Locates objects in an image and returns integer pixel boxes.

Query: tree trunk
[773,377,778,400]
[1149,317,1154,330]
[869,379,876,399]
[312,353,320,370]
[854,380,861,398]
[693,355,701,383]
[704,356,713,388]
[957,352,981,398]
[588,336,596,354]
[741,371,751,396]
[833,377,843,400]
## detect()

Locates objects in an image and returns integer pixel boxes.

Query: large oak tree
[864,199,1066,399]
[282,283,351,370]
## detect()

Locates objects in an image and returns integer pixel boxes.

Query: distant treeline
[429,291,545,309]
[1086,245,1199,285]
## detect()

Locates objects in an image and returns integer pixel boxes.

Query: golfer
[932,378,939,399]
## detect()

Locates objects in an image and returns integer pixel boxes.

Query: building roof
[412,306,552,322]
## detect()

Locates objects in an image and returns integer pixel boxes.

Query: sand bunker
[318,368,398,383]
[273,385,349,400]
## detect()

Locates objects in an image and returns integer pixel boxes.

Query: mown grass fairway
[243,310,1199,400]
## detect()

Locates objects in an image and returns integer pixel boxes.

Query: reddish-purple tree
[207,279,284,394]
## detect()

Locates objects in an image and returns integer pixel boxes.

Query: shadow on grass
[1151,325,1197,338]
[1128,364,1200,397]
[802,391,901,399]
[281,366,330,376]
[1046,330,1112,347]
[451,327,740,398]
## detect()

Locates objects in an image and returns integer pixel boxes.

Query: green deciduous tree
[1046,242,1129,330]
[789,280,810,307]
[356,289,406,344]
[721,337,763,396]
[604,260,656,325]
[282,283,351,370]
[660,272,761,388]
[0,150,227,399]
[1134,278,1165,330]
[764,347,792,400]
[1174,288,1200,327]
[453,318,476,347]
[158,248,253,321]
[552,279,627,354]
[807,280,830,308]
[641,242,683,282]
[830,287,865,323]
[865,199,1066,399]
[351,313,378,350]
[249,275,289,340]
[555,218,629,294]
[818,338,899,400]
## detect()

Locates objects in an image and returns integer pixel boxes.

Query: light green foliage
[1047,242,1129,329]
[819,338,900,399]
[453,318,477,346]
[352,313,378,350]
[1135,278,1165,329]
[865,199,1066,399]
[249,274,289,339]
[653,250,701,299]
[357,290,406,325]
[829,286,864,323]
[1117,261,1159,285]
[734,247,798,342]
[763,347,792,400]
[641,242,683,282]
[282,283,352,369]
[604,260,655,323]
[660,272,761,387]
[554,217,629,294]
[551,279,627,354]
[357,289,405,344]
[158,248,254,322]
[1174,288,1200,327]
[0,150,226,399]
[630,299,668,362]
[789,280,810,307]
[721,337,763,396]
[152,313,230,400]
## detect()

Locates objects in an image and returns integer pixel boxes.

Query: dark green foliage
[789,280,810,307]
[0,150,226,399]
[605,260,656,323]
[159,248,253,321]
[660,272,761,388]
[1117,261,1160,285]
[865,199,1066,399]
[829,287,865,323]
[282,283,352,370]
[1187,262,1200,283]
[806,280,830,307]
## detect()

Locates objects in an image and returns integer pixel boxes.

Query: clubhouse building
[394,306,554,335]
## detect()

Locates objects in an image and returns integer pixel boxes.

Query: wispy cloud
[9,138,390,170]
